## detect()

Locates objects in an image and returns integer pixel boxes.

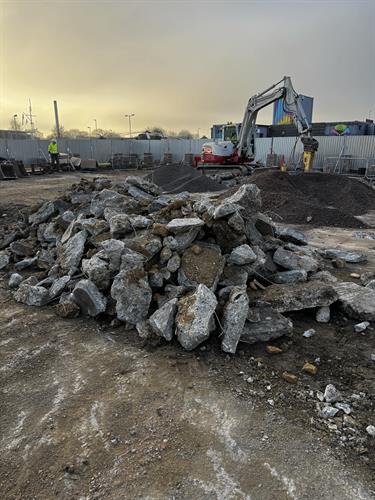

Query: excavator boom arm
[236,76,314,161]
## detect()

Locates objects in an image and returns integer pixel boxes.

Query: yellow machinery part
[303,151,315,172]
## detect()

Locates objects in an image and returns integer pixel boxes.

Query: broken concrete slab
[49,275,71,299]
[255,214,275,237]
[221,287,249,354]
[14,256,37,271]
[241,305,293,344]
[59,229,87,273]
[124,234,162,260]
[223,184,261,214]
[29,201,57,225]
[9,240,35,257]
[227,244,257,266]
[213,202,243,220]
[176,284,217,350]
[127,185,155,202]
[108,214,132,238]
[275,226,308,246]
[149,298,178,341]
[273,247,318,273]
[111,267,152,324]
[82,255,111,290]
[72,279,107,317]
[14,283,49,306]
[334,282,375,321]
[309,270,338,283]
[320,248,367,263]
[254,281,338,313]
[178,245,225,291]
[167,253,181,273]
[97,239,125,272]
[272,269,307,284]
[166,218,204,234]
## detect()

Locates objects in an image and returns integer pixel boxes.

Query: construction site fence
[0,135,374,170]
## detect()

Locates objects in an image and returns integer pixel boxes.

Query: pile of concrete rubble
[1,175,374,353]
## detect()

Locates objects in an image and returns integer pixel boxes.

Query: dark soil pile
[147,164,224,194]
[249,171,375,228]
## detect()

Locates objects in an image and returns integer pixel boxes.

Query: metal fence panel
[1,136,374,168]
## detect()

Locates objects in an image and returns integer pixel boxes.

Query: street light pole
[125,113,135,138]
[93,119,98,134]
[13,114,18,130]
[87,126,91,137]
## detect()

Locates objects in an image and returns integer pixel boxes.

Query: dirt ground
[1,172,375,499]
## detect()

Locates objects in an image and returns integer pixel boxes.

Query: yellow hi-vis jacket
[48,142,58,154]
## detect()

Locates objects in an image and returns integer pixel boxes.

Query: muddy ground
[0,172,374,499]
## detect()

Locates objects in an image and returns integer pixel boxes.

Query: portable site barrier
[323,156,371,176]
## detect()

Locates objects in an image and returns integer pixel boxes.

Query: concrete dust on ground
[0,172,374,499]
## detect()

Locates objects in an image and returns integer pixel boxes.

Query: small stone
[275,226,307,246]
[152,223,169,237]
[302,362,317,375]
[282,372,298,384]
[371,354,375,362]
[354,321,370,333]
[324,384,342,403]
[55,300,80,318]
[266,345,283,354]
[366,425,375,437]
[334,402,351,415]
[167,253,181,273]
[191,244,202,255]
[8,273,23,289]
[350,273,360,279]
[0,253,10,270]
[319,405,339,419]
[316,306,330,323]
[49,276,71,299]
[332,258,346,269]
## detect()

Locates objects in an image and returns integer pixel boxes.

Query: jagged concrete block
[221,287,249,354]
[72,279,107,317]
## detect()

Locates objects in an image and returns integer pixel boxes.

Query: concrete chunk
[149,298,178,341]
[82,255,110,290]
[276,226,308,245]
[14,284,49,306]
[273,247,318,272]
[59,230,87,273]
[166,218,204,234]
[111,267,152,324]
[241,305,293,344]
[72,279,107,317]
[0,253,10,270]
[221,287,249,354]
[228,244,257,265]
[272,270,307,284]
[176,284,217,350]
[320,248,367,263]
[334,282,375,321]
[255,281,338,313]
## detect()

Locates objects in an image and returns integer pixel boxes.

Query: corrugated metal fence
[0,136,374,168]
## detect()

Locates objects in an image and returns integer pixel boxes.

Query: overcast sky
[1,0,374,136]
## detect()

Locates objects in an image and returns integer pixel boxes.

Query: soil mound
[249,171,375,228]
[147,164,224,194]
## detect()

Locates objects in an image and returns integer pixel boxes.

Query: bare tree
[177,129,194,139]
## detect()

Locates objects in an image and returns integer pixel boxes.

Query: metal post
[53,100,60,138]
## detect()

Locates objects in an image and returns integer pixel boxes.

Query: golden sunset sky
[1,0,374,136]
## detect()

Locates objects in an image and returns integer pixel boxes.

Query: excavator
[200,76,319,172]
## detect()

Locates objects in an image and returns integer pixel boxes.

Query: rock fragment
[0,253,10,270]
[227,244,257,265]
[8,273,23,289]
[334,282,375,321]
[241,305,292,344]
[324,384,342,403]
[149,298,178,341]
[316,306,330,323]
[176,284,217,350]
[72,279,107,317]
[14,284,49,306]
[273,247,318,272]
[320,248,367,263]
[221,287,249,354]
[59,230,87,273]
